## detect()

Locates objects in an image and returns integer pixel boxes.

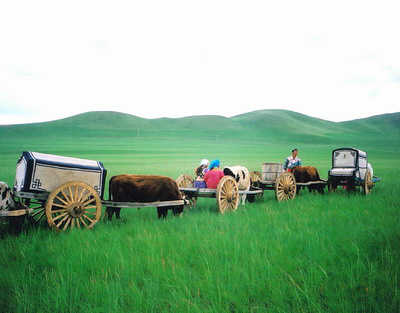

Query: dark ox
[106,175,184,220]
[291,166,324,194]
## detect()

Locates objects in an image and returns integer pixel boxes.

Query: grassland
[0,110,399,313]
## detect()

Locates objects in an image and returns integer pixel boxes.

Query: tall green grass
[0,112,399,312]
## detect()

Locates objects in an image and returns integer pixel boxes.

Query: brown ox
[106,175,184,220]
[291,166,324,193]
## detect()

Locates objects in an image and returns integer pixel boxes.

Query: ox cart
[176,164,326,206]
[250,147,380,201]
[1,152,184,232]
[176,175,263,213]
[327,148,380,194]
[249,163,327,202]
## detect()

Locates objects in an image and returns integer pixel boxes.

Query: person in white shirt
[283,148,302,172]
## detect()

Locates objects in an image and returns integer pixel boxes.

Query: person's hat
[291,148,298,152]
[209,159,220,170]
[200,159,209,166]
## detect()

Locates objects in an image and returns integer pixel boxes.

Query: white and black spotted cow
[223,166,250,205]
[0,181,14,211]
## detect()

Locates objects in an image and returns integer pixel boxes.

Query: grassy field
[0,111,399,312]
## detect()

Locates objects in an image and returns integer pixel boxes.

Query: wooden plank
[180,188,263,195]
[102,200,185,208]
[14,191,49,201]
[180,187,263,198]
[239,190,263,195]
[260,180,275,185]
[0,208,34,217]
[295,180,327,186]
[180,188,216,193]
[179,188,217,197]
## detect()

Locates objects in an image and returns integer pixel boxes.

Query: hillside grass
[1,110,399,145]
[0,111,399,312]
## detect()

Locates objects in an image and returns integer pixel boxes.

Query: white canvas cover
[14,152,107,197]
[333,150,357,168]
[331,148,368,180]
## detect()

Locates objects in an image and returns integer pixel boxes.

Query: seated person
[283,148,302,172]
[194,159,209,188]
[204,159,224,189]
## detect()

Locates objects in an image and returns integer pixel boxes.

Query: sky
[1,0,400,125]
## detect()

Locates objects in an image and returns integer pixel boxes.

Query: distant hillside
[0,110,399,145]
[339,112,400,135]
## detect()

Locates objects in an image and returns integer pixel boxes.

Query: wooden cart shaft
[14,191,185,209]
[179,187,263,197]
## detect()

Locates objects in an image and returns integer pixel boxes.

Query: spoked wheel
[176,174,194,188]
[26,199,47,225]
[275,172,297,201]
[363,169,373,195]
[250,172,264,200]
[216,176,239,214]
[176,174,196,208]
[45,181,102,231]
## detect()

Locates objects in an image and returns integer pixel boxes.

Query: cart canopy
[14,151,107,197]
[330,148,367,180]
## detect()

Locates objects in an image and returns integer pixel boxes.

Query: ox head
[0,182,14,211]
[223,167,239,182]
[223,167,246,183]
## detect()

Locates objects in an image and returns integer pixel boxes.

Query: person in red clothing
[204,159,224,189]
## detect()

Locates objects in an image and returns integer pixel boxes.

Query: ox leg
[115,208,121,219]
[8,216,25,235]
[247,194,255,203]
[241,187,249,205]
[157,207,168,219]
[172,205,184,216]
[106,207,114,221]
[8,202,25,235]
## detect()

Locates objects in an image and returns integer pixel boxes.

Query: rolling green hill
[1,110,399,147]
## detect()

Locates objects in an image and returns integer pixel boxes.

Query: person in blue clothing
[283,148,302,172]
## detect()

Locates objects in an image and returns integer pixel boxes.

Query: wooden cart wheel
[176,174,194,188]
[363,169,373,195]
[216,176,239,214]
[26,199,47,225]
[176,174,196,208]
[45,181,102,231]
[275,172,297,201]
[250,171,264,200]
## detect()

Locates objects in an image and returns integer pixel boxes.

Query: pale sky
[1,0,400,125]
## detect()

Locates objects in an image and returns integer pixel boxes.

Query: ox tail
[315,169,321,181]
[108,176,118,201]
[105,176,115,221]
[108,178,112,201]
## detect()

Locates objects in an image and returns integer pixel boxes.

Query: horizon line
[0,109,399,126]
